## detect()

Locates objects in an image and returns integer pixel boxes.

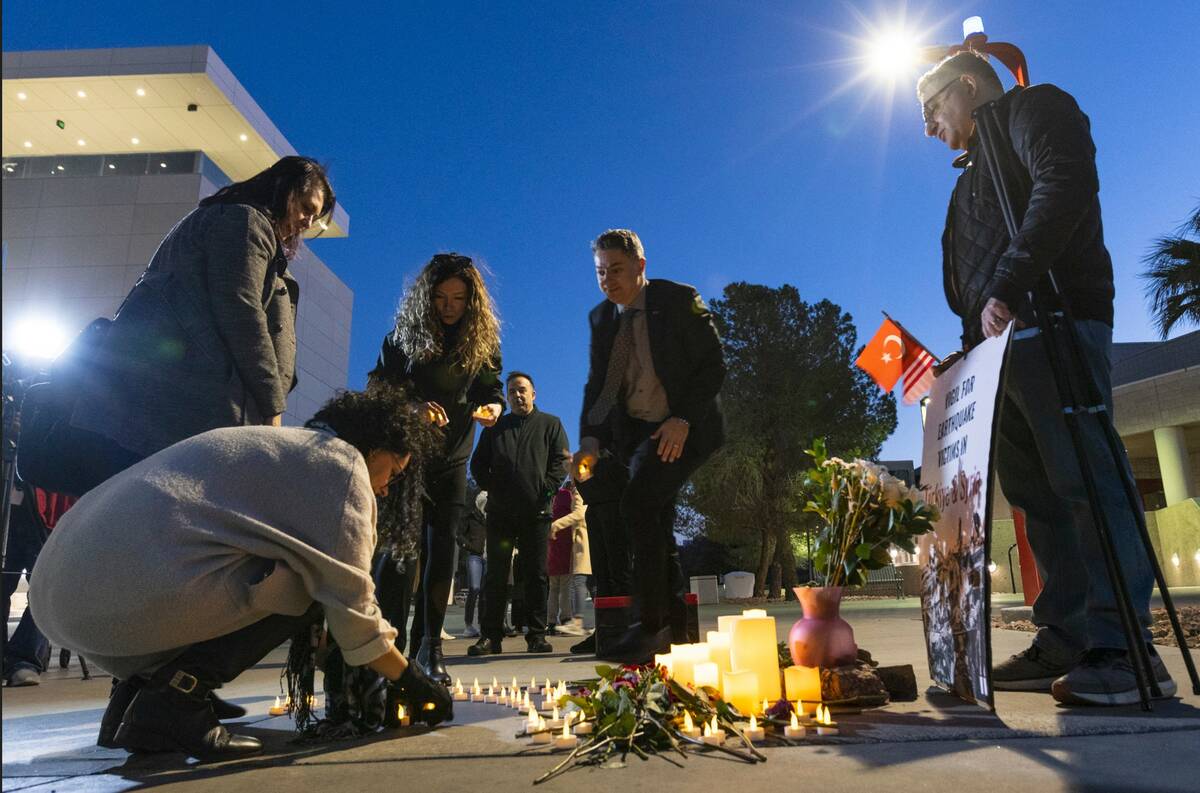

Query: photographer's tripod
[973,101,1199,711]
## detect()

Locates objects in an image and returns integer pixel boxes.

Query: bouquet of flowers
[802,438,938,588]
[533,664,767,783]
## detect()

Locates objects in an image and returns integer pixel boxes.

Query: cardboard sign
[918,325,1012,709]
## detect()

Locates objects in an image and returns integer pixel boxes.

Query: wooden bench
[861,565,906,598]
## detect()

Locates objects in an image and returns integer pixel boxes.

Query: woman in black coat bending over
[369,253,503,684]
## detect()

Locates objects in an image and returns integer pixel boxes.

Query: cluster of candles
[653,608,822,716]
[677,697,839,746]
[452,675,587,751]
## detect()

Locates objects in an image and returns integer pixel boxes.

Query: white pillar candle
[722,670,759,716]
[717,614,742,634]
[692,661,719,691]
[729,615,782,701]
[705,631,732,678]
[741,608,768,618]
[654,653,674,676]
[784,665,821,708]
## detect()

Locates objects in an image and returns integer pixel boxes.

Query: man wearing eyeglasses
[918,52,1170,707]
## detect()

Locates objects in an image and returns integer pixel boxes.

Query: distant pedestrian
[459,491,488,638]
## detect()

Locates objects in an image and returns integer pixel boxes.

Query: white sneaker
[6,668,40,687]
[558,620,586,637]
[462,624,481,638]
[440,628,455,641]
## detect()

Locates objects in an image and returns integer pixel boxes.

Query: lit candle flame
[273,696,281,708]
[512,676,518,691]
[423,702,436,711]
[487,685,494,696]
[750,714,758,730]
[455,679,463,693]
[684,711,694,731]
[552,704,559,720]
[530,676,536,691]
[562,720,570,738]
[397,704,406,719]
[790,711,799,729]
[761,698,768,714]
[492,677,499,689]
[709,715,719,732]
[473,677,480,693]
[703,723,711,738]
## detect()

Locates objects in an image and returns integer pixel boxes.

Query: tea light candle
[553,718,579,751]
[485,685,497,704]
[815,704,839,736]
[531,717,552,744]
[530,677,537,695]
[784,711,806,739]
[547,704,563,730]
[453,679,468,701]
[795,700,815,723]
[702,716,725,746]
[395,704,411,727]
[573,718,593,736]
[692,661,719,691]
[722,669,759,716]
[268,696,289,716]
[498,687,510,706]
[527,704,540,729]
[743,713,765,743]
[543,678,552,695]
[680,710,701,739]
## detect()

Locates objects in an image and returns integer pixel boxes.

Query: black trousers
[576,455,632,600]
[158,602,323,685]
[616,417,711,638]
[482,513,549,643]
[373,463,467,654]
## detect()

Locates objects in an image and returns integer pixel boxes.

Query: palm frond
[1141,203,1200,338]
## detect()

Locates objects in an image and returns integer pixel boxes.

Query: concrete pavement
[4,596,1198,792]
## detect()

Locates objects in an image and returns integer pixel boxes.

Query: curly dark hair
[308,385,441,550]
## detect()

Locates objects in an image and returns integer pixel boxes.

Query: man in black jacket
[468,372,569,655]
[573,229,726,664]
[919,52,1170,706]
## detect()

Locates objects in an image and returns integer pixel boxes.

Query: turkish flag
[855,317,939,404]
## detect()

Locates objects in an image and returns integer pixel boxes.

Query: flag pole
[881,310,942,364]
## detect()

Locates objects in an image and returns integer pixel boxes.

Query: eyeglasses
[921,79,959,125]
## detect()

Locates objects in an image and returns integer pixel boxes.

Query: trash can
[690,575,719,605]
[723,571,755,599]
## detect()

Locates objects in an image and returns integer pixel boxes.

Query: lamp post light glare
[7,317,70,361]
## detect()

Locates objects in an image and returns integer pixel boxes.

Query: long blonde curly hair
[391,253,501,374]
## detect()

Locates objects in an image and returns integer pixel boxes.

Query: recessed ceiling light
[4,165,14,173]
[16,92,27,100]
[77,139,86,146]
[135,87,146,97]
[56,165,65,171]
[239,133,248,142]
[23,140,33,148]
[131,137,140,145]
[77,90,87,98]
[108,163,116,169]
[159,162,167,168]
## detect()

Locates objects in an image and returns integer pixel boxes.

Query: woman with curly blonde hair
[368,253,504,685]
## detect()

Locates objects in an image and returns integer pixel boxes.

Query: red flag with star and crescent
[855,316,939,405]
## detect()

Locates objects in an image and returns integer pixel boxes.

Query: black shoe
[424,639,452,686]
[209,691,247,720]
[526,637,553,654]
[467,637,502,657]
[603,626,671,665]
[570,633,596,656]
[113,674,262,761]
[98,678,143,748]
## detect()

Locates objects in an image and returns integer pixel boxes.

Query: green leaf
[855,542,873,560]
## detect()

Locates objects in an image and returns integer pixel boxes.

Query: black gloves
[388,661,454,727]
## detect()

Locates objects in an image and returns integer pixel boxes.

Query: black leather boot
[423,638,452,686]
[112,670,262,761]
[209,691,247,720]
[467,637,502,656]
[97,678,143,748]
[569,633,596,656]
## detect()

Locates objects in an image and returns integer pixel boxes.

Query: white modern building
[2,45,353,424]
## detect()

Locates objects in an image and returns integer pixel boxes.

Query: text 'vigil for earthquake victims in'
[935,375,977,467]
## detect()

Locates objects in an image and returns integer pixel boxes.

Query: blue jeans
[996,319,1153,656]
[570,573,590,620]
[3,495,51,677]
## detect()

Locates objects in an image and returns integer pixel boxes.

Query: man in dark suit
[573,229,726,664]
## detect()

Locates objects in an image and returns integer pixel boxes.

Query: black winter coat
[942,84,1115,349]
[470,407,569,520]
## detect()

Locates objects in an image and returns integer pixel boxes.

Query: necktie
[587,308,638,426]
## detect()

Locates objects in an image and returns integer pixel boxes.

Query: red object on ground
[1012,508,1043,606]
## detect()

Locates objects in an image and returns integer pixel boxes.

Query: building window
[28,155,104,177]
[3,152,205,180]
[2,158,27,179]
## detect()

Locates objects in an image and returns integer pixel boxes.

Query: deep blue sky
[6,1,1198,461]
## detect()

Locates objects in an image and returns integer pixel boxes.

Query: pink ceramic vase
[788,586,858,668]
